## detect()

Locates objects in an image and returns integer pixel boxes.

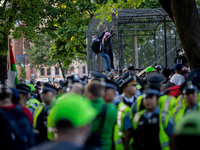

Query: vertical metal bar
[164,17,167,68]
[121,32,124,68]
[154,31,157,65]
[117,17,121,74]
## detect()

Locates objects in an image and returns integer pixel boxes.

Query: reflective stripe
[48,127,54,132]
[173,106,182,121]
[115,138,123,145]
[178,95,183,105]
[164,97,172,111]
[161,111,168,128]
[117,105,127,128]
[162,141,170,148]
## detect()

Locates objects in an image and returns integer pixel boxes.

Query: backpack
[92,39,100,54]
[0,105,34,150]
[162,85,181,98]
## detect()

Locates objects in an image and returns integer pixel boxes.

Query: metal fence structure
[86,8,183,74]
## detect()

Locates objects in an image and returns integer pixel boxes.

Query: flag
[8,41,19,86]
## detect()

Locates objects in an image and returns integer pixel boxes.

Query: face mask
[178,52,183,56]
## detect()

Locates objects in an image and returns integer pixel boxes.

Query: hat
[91,71,107,80]
[120,71,138,89]
[53,93,97,127]
[180,80,199,95]
[146,67,156,73]
[127,64,135,70]
[105,79,118,90]
[145,72,165,85]
[174,111,200,135]
[16,84,30,94]
[27,84,35,92]
[142,84,161,98]
[41,83,57,93]
[67,74,80,83]
[109,72,115,76]
[114,77,123,85]
[155,65,162,70]
[174,64,183,71]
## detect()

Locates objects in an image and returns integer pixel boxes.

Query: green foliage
[27,34,57,69]
[17,58,26,80]
[94,0,145,24]
[49,0,98,65]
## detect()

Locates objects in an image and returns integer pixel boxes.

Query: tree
[0,0,63,83]
[27,34,57,70]
[17,59,26,80]
[158,0,200,69]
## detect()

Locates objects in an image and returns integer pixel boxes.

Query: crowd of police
[1,61,200,150]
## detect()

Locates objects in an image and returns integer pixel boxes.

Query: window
[55,67,59,75]
[70,67,74,73]
[82,66,86,74]
[41,68,45,76]
[64,68,68,75]
[47,68,51,76]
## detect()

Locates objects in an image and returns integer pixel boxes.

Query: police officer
[115,71,138,107]
[132,73,176,117]
[27,84,40,114]
[33,83,57,144]
[173,80,200,124]
[132,85,174,150]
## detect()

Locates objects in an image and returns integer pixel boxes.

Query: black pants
[107,50,114,69]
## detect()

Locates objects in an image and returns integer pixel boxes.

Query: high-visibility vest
[159,95,176,116]
[133,110,170,150]
[173,103,200,124]
[175,93,200,107]
[134,95,175,116]
[26,99,40,110]
[33,102,56,140]
[113,102,133,150]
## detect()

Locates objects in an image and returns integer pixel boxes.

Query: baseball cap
[174,111,200,136]
[53,93,97,127]
[146,67,156,73]
[174,63,183,71]
[27,84,35,92]
[109,72,115,76]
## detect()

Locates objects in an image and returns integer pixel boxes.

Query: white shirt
[170,73,185,85]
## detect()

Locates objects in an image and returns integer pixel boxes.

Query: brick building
[11,37,88,82]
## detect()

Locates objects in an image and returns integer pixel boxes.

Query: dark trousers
[107,50,114,69]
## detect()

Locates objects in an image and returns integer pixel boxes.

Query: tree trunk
[159,0,200,69]
[0,34,8,84]
[171,0,200,69]
[58,61,65,79]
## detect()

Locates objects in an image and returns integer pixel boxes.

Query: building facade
[11,37,88,82]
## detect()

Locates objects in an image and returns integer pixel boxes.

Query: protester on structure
[174,49,188,66]
[30,93,97,150]
[92,27,110,72]
[33,83,57,144]
[102,25,115,71]
[170,64,185,86]
[85,71,116,150]
[132,84,175,150]
[174,112,200,150]
[0,86,34,149]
